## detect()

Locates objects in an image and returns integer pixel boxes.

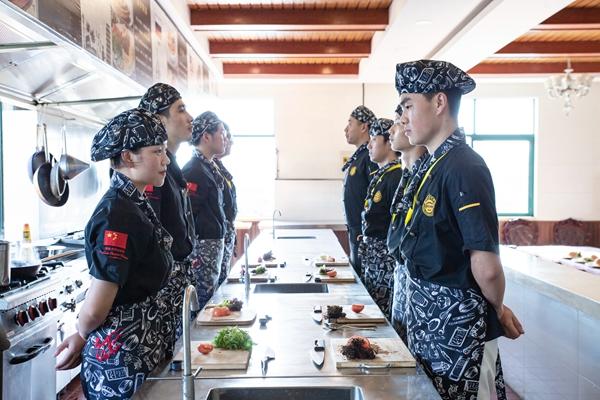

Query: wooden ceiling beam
[190,9,388,31]
[469,61,600,74]
[535,7,600,30]
[210,40,371,58]
[496,40,600,58]
[222,63,359,75]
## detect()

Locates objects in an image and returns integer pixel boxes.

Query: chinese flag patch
[144,185,154,193]
[103,230,128,250]
[187,182,198,192]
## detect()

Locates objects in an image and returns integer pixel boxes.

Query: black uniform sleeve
[87,209,145,286]
[447,163,499,254]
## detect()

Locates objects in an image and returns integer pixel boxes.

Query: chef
[55,108,174,399]
[359,118,403,319]
[342,105,378,276]
[182,111,227,307]
[214,122,237,284]
[394,60,524,399]
[138,83,195,354]
[387,105,428,341]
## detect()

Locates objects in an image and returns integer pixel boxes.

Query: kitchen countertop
[500,245,600,319]
[134,229,439,399]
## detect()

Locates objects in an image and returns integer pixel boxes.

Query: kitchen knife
[310,339,325,368]
[312,305,322,324]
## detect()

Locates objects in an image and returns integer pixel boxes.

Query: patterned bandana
[395,59,476,95]
[191,111,222,144]
[369,118,394,138]
[91,108,167,161]
[350,105,376,126]
[192,149,224,190]
[110,171,173,255]
[138,83,182,114]
[342,143,368,172]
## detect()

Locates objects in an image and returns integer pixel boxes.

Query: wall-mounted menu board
[8,0,212,97]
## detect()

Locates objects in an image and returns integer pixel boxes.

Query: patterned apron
[360,236,395,320]
[391,260,409,342]
[218,224,236,285]
[163,258,194,354]
[404,275,507,400]
[191,238,225,308]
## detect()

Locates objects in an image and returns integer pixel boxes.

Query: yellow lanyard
[364,163,402,208]
[403,153,447,226]
[213,162,233,189]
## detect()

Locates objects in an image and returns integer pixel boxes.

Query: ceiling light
[415,20,432,26]
[545,60,592,116]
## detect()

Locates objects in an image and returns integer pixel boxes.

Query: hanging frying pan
[50,124,68,201]
[33,125,61,206]
[27,123,47,182]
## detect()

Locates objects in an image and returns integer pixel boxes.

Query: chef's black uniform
[214,158,237,285]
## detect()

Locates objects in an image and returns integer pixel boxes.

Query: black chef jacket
[145,150,195,261]
[182,155,226,240]
[85,187,171,307]
[343,145,378,230]
[400,143,503,340]
[214,159,237,225]
[361,163,403,240]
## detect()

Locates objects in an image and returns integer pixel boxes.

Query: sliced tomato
[212,306,232,317]
[197,343,214,354]
[326,269,337,278]
[351,304,364,313]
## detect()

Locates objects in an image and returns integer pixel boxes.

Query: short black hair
[110,148,140,169]
[423,89,462,119]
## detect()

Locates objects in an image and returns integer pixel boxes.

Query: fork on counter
[323,321,377,331]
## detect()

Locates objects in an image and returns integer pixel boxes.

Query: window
[177,98,276,220]
[459,98,536,216]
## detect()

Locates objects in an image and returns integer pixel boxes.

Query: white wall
[218,80,600,222]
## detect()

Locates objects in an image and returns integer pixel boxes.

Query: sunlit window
[458,98,536,216]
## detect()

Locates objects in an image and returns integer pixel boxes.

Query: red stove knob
[14,310,29,326]
[39,300,49,315]
[28,305,40,321]
[48,297,58,311]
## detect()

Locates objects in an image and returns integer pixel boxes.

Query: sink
[276,236,316,239]
[206,386,364,400]
[254,283,329,293]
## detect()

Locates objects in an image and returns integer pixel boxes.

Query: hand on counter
[497,305,524,340]
[55,332,86,370]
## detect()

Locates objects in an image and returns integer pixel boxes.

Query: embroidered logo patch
[422,194,436,217]
[373,190,382,203]
[103,230,128,250]
[144,185,154,193]
[349,166,357,176]
[187,182,198,192]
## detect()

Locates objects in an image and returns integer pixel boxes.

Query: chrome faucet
[243,233,251,299]
[182,284,200,400]
[272,209,282,239]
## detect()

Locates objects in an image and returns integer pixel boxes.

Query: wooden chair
[502,219,539,246]
[553,218,589,245]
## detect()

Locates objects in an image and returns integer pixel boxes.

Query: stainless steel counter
[135,229,439,399]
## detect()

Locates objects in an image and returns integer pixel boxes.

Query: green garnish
[212,327,253,351]
[252,266,267,275]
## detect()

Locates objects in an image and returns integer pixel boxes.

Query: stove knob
[48,297,58,311]
[65,284,74,294]
[28,305,40,320]
[39,300,49,315]
[14,310,29,326]
[75,279,83,288]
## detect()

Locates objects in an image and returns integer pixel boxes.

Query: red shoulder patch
[103,230,128,250]
[187,182,198,192]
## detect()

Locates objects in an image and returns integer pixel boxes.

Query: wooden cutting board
[314,259,350,267]
[323,305,387,324]
[315,271,356,283]
[173,342,251,370]
[227,270,270,283]
[196,308,257,326]
[331,338,415,368]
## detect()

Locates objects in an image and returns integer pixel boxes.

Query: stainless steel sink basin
[276,235,316,239]
[254,283,329,293]
[205,386,364,400]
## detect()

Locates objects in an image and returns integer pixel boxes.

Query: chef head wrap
[138,83,182,114]
[350,105,376,127]
[395,59,475,95]
[90,108,167,162]
[395,103,402,116]
[191,111,222,145]
[369,118,394,139]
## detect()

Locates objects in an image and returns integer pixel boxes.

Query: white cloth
[477,339,499,400]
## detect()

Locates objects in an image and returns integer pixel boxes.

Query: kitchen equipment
[310,339,325,368]
[314,259,350,267]
[323,322,376,332]
[196,308,257,326]
[27,123,46,182]
[0,241,10,287]
[10,260,41,279]
[304,272,313,282]
[32,124,62,206]
[173,342,251,370]
[57,123,89,180]
[312,305,322,324]
[321,304,387,324]
[331,338,416,368]
[227,268,270,283]
[314,271,356,283]
[261,347,275,376]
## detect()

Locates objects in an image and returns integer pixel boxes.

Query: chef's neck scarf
[390,152,428,218]
[365,159,402,206]
[342,143,368,172]
[399,128,465,227]
[111,171,173,254]
[213,158,233,189]
[192,149,224,190]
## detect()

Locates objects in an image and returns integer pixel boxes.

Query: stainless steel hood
[0,1,143,124]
